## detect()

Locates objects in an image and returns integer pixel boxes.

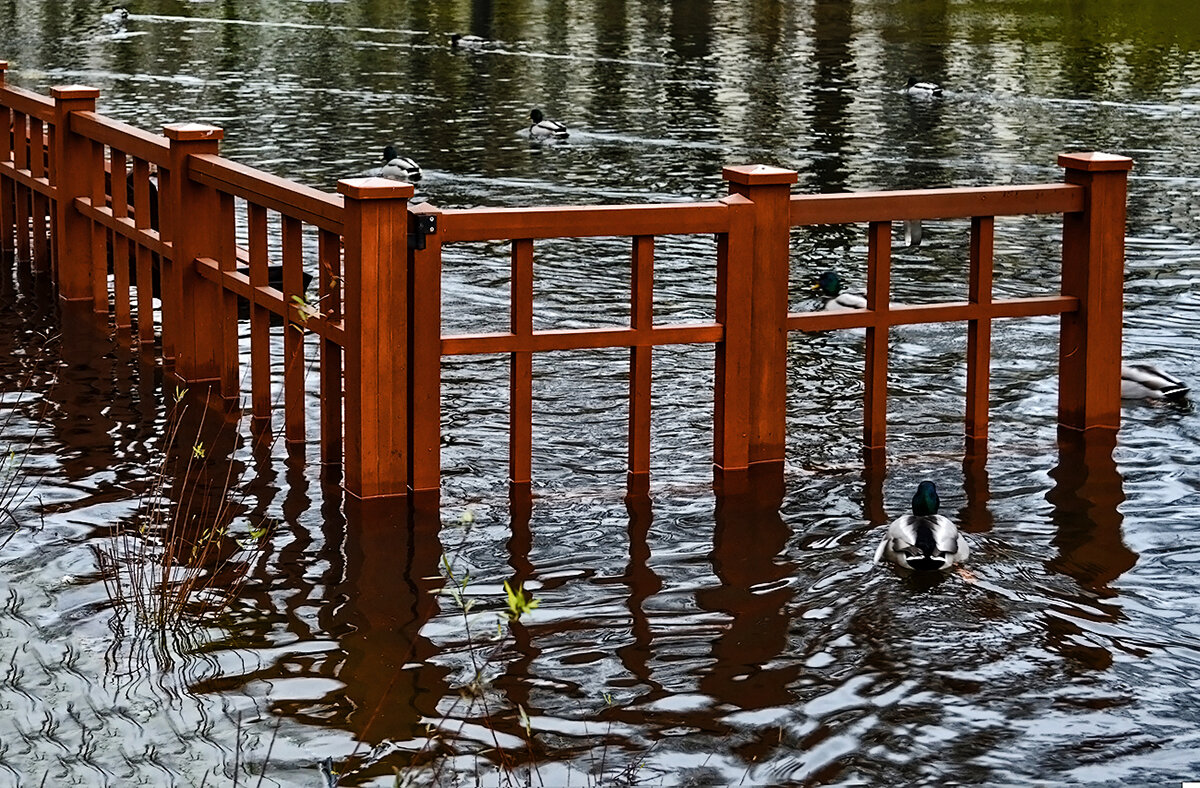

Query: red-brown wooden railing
[0,62,1132,504]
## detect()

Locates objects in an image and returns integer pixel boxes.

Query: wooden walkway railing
[0,62,1133,504]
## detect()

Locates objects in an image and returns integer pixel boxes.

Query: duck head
[912,480,939,515]
[814,270,843,297]
[530,108,545,124]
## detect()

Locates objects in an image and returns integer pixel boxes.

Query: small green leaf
[503,580,539,622]
[192,442,205,459]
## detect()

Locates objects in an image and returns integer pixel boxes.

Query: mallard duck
[874,481,970,572]
[375,145,421,183]
[101,6,129,30]
[450,33,488,50]
[904,77,943,98]
[1121,364,1189,401]
[529,108,569,140]
[814,270,867,311]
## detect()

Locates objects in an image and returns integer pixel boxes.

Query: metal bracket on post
[408,212,436,250]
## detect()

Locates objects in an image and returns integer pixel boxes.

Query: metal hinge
[408,213,437,251]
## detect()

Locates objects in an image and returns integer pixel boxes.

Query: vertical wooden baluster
[111,148,131,330]
[863,221,891,450]
[87,139,108,313]
[29,117,49,268]
[714,194,755,492]
[218,191,238,399]
[248,203,271,426]
[628,235,653,496]
[966,216,994,454]
[14,110,29,263]
[1057,153,1134,435]
[408,205,442,502]
[282,216,304,445]
[510,237,534,491]
[132,157,155,345]
[319,227,343,465]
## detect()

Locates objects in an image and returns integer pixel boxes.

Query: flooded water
[4,0,1200,784]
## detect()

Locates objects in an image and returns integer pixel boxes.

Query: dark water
[4,1,1200,785]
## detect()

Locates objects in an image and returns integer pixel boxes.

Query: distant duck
[1121,363,1189,401]
[814,270,867,311]
[874,481,970,572]
[450,33,488,50]
[529,108,569,140]
[101,6,130,30]
[904,77,943,98]
[376,145,422,183]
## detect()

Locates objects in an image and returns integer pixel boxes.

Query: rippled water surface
[3,1,1200,785]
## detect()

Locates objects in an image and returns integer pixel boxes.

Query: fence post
[50,85,100,302]
[164,123,224,382]
[0,61,12,255]
[713,193,755,494]
[722,165,797,470]
[1057,152,1133,435]
[338,177,413,500]
[408,203,442,507]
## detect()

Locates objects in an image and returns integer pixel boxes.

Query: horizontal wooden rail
[73,196,171,258]
[70,111,170,166]
[442,322,725,356]
[190,153,344,234]
[790,183,1084,225]
[439,201,729,242]
[0,161,54,197]
[787,295,1080,332]
[194,256,347,346]
[0,85,53,121]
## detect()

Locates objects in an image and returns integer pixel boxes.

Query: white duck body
[904,78,943,98]
[372,145,422,183]
[102,6,129,29]
[1121,364,1189,400]
[529,108,568,140]
[450,33,487,50]
[874,481,969,572]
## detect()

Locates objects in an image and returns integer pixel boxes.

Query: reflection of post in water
[697,466,799,709]
[1046,431,1135,589]
[861,446,888,525]
[809,0,854,194]
[616,492,663,696]
[495,488,537,715]
[958,453,995,534]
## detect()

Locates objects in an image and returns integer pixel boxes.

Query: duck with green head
[874,481,969,572]
[814,270,867,311]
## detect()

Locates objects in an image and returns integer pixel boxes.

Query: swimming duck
[1121,363,1189,401]
[101,6,129,30]
[450,33,488,50]
[376,145,422,183]
[529,108,569,140]
[904,77,943,98]
[814,270,867,311]
[874,481,970,572]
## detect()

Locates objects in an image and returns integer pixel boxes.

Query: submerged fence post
[164,123,225,382]
[338,177,413,500]
[50,85,100,302]
[722,165,798,471]
[1057,152,1133,435]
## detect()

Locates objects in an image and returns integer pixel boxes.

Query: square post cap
[338,177,415,200]
[723,165,798,186]
[51,85,101,101]
[164,123,224,142]
[1058,152,1133,172]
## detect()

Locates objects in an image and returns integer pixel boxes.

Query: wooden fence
[0,62,1133,503]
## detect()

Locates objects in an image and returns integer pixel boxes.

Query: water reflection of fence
[0,62,1133,503]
